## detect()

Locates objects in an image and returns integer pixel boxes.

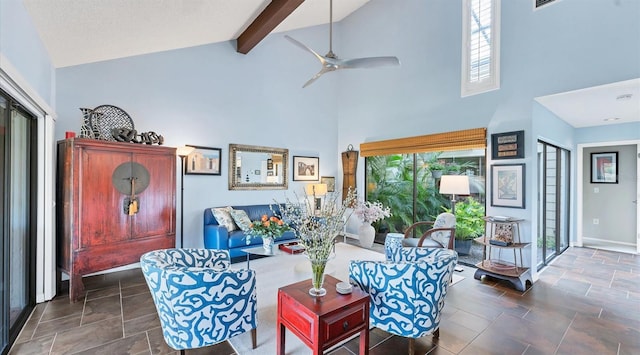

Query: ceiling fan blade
[285,0,400,88]
[285,35,325,63]
[341,56,401,69]
[302,67,334,88]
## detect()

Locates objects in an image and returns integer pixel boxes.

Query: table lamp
[305,183,328,212]
[439,175,470,215]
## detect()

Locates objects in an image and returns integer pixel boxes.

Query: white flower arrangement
[354,200,392,224]
[275,189,356,262]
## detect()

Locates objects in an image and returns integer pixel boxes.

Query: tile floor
[9,244,640,354]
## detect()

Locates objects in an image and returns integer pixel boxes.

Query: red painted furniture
[57,138,176,302]
[277,275,370,355]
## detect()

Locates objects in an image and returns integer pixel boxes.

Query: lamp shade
[439,175,470,195]
[305,183,328,196]
[176,146,196,157]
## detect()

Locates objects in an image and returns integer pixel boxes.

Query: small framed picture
[293,156,319,181]
[321,176,336,192]
[491,130,525,159]
[491,164,525,208]
[185,145,222,175]
[591,152,618,184]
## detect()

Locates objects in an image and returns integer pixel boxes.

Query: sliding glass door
[1,90,37,354]
[537,140,570,268]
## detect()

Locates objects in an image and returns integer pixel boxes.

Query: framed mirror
[229,144,288,190]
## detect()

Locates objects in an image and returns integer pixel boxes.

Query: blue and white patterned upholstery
[140,248,257,351]
[349,247,457,353]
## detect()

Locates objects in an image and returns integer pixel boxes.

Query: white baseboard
[342,232,359,240]
[582,237,635,247]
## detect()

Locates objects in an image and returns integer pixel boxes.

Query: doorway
[0,90,38,355]
[578,142,639,254]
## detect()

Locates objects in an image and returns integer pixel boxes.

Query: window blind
[461,0,500,97]
[360,128,486,157]
[469,0,493,83]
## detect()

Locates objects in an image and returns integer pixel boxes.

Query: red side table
[277,274,370,355]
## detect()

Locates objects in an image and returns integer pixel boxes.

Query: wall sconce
[439,175,470,215]
[305,183,328,212]
[176,146,196,248]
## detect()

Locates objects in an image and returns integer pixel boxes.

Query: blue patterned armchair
[140,248,257,352]
[349,247,457,355]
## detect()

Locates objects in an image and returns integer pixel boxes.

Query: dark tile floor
[10,245,639,354]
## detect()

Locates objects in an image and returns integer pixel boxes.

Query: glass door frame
[1,89,38,355]
[537,140,570,270]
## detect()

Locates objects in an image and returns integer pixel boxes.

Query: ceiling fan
[285,0,400,88]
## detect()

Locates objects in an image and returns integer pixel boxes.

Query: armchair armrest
[403,221,435,238]
[403,221,455,249]
[392,247,458,266]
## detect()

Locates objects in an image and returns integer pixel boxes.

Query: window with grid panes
[461,0,501,97]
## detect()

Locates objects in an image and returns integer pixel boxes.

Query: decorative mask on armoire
[112,162,150,215]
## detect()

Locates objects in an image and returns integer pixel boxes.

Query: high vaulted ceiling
[21,1,639,129]
[22,0,370,68]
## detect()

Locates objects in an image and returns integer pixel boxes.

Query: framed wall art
[590,152,618,184]
[491,130,524,159]
[491,163,525,208]
[185,145,222,175]
[293,156,319,181]
[321,176,336,192]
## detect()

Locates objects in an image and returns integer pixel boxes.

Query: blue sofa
[203,204,297,258]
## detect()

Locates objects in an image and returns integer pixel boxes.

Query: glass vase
[308,256,328,297]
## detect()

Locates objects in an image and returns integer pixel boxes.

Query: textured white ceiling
[22,0,370,68]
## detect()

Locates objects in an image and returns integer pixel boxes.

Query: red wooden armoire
[57,138,176,302]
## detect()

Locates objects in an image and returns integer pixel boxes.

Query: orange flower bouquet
[246,214,290,244]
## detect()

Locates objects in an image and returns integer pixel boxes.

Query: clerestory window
[461,0,501,97]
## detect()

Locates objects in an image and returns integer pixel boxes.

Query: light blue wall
[0,0,54,107]
[576,122,640,144]
[337,0,639,156]
[56,27,339,247]
[334,0,639,275]
[4,0,638,252]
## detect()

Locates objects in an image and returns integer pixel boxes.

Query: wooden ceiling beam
[236,0,304,54]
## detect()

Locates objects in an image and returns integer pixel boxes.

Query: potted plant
[428,161,446,179]
[443,196,485,255]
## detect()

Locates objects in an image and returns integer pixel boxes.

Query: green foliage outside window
[442,196,486,240]
[365,152,481,235]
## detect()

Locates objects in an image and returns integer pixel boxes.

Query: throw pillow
[431,213,455,247]
[211,207,238,232]
[229,209,253,232]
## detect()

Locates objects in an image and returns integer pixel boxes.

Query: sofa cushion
[230,209,252,232]
[211,207,238,232]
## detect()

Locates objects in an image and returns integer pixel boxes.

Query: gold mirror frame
[229,144,289,190]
